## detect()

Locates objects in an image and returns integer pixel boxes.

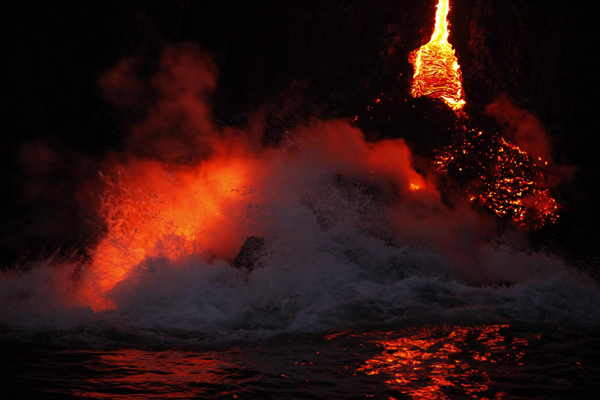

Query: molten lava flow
[409,0,466,112]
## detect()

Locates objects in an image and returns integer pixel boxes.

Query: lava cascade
[406,0,560,229]
[409,0,466,112]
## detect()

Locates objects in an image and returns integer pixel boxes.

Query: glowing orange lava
[409,0,466,112]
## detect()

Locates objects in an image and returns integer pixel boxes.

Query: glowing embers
[357,325,528,399]
[435,129,559,229]
[409,0,466,112]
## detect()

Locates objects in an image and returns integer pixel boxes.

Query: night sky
[3,1,599,269]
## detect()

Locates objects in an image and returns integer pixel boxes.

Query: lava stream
[409,0,466,112]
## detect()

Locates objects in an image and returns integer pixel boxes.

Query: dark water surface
[2,324,598,399]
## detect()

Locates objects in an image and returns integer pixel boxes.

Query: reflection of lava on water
[70,350,249,399]
[357,325,535,399]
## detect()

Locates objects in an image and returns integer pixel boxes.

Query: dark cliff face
[3,1,597,264]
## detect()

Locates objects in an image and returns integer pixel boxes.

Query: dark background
[3,1,598,269]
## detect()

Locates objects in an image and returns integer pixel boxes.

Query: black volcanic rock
[233,236,267,272]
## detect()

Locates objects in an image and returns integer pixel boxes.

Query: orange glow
[358,325,523,399]
[75,120,432,310]
[78,146,268,310]
[409,0,466,112]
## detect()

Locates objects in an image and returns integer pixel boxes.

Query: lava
[406,1,560,228]
[409,0,466,112]
[434,127,559,229]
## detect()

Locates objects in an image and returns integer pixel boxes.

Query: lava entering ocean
[68,45,442,311]
[2,4,600,399]
[408,0,561,229]
[0,4,586,333]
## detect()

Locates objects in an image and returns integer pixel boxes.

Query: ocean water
[1,325,598,399]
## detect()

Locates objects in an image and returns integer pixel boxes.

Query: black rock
[233,236,267,272]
